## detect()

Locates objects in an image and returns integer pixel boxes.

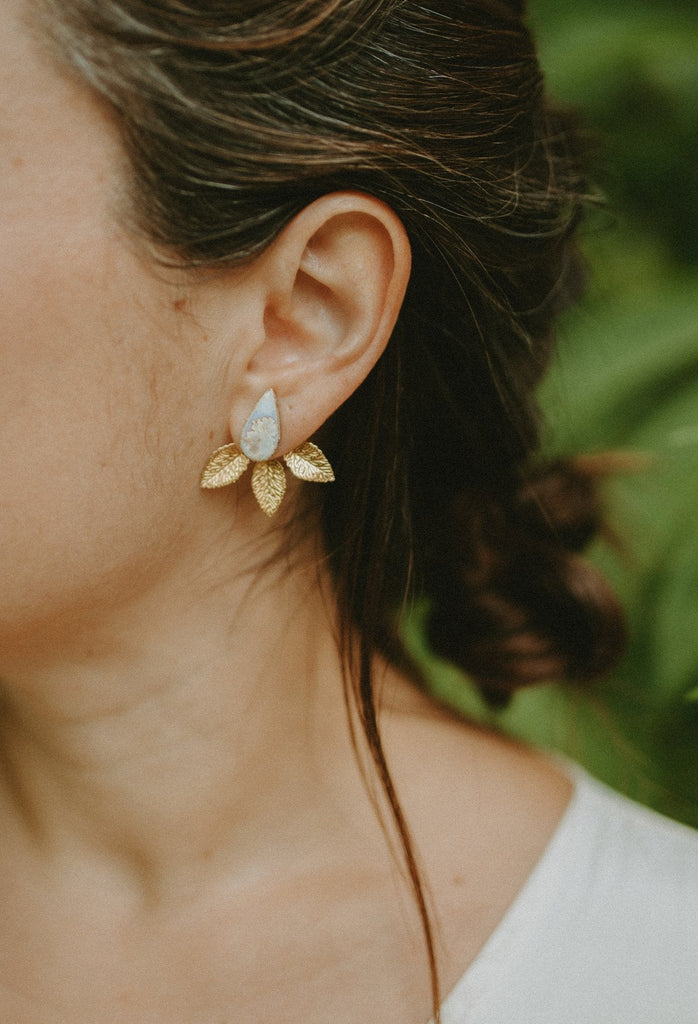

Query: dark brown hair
[39,0,626,1017]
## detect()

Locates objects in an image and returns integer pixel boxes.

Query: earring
[200,389,334,516]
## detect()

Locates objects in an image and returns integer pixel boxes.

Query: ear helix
[200,389,335,516]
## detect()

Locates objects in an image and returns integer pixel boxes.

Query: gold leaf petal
[251,460,286,516]
[284,443,335,483]
[200,444,250,489]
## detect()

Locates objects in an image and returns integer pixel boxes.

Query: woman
[1,0,695,1021]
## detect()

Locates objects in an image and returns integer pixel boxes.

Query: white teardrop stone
[240,389,280,461]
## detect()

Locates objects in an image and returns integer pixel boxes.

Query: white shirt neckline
[436,761,590,1020]
[434,765,698,1023]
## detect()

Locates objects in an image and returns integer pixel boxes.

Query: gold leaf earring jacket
[200,389,334,516]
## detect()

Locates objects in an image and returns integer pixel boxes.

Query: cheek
[0,23,213,652]
[0,236,203,641]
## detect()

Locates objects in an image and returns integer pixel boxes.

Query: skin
[0,1,572,1021]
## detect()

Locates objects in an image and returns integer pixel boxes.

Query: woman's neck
[0,536,359,904]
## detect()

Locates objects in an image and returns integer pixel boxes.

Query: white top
[439,769,698,1024]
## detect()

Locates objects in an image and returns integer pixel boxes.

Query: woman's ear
[221,191,411,453]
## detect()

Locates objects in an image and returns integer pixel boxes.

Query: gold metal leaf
[284,443,335,483]
[251,460,287,516]
[200,443,250,489]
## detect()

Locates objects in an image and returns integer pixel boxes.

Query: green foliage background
[416,0,698,825]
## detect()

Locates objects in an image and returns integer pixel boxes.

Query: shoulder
[379,679,698,1023]
[562,766,698,886]
[525,768,698,945]
[379,681,578,985]
[441,768,698,1024]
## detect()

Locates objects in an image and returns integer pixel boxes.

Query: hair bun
[426,458,627,705]
[513,458,604,552]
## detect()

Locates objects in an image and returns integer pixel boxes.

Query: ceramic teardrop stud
[240,389,280,461]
